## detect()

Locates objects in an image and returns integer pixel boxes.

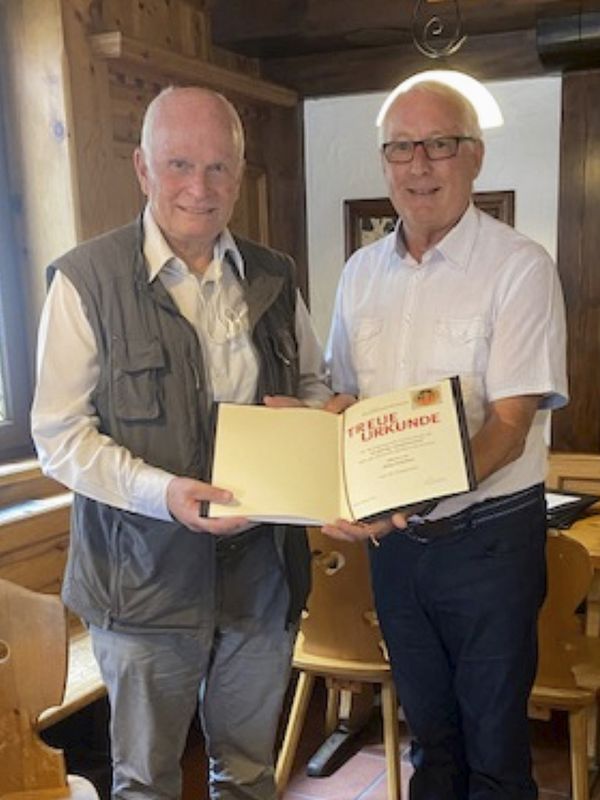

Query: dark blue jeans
[370,486,547,800]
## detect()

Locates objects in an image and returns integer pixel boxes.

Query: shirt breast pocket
[112,337,165,421]
[432,316,491,376]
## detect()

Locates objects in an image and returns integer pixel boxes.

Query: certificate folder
[208,376,476,525]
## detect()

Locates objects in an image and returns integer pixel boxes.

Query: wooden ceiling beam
[210,0,571,57]
[261,29,550,97]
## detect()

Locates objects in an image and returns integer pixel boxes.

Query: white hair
[376,80,482,147]
[139,85,245,163]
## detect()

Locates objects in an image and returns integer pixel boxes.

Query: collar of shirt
[141,205,244,282]
[394,202,479,273]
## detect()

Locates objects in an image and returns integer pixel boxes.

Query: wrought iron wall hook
[411,0,467,59]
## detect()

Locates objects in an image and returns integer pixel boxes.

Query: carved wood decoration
[301,529,386,663]
[0,580,68,793]
[535,533,593,688]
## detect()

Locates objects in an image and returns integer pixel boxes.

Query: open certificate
[208,376,476,525]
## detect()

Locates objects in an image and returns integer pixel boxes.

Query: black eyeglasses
[381,136,477,164]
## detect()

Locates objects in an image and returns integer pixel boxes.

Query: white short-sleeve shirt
[327,203,568,519]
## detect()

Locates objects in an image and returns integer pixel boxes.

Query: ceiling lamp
[412,0,467,58]
[376,70,504,131]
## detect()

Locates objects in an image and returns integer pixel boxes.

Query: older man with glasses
[323,81,568,799]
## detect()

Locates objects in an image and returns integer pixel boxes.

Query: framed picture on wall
[343,190,515,258]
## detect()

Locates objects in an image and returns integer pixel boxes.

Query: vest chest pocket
[431,316,491,376]
[112,337,165,421]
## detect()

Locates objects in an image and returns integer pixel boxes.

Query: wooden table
[562,514,600,636]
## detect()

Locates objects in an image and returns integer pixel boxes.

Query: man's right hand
[166,477,253,535]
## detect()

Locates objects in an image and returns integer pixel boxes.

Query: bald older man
[32,87,330,800]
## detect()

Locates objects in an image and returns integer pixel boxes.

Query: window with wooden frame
[0,102,33,461]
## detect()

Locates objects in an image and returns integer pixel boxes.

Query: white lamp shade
[376,70,504,131]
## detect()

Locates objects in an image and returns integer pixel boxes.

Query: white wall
[305,76,562,342]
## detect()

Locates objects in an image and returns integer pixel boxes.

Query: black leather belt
[402,484,545,544]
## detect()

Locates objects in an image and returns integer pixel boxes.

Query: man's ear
[472,139,485,180]
[133,147,149,196]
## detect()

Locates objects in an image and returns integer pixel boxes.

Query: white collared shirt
[32,209,330,520]
[327,203,568,519]
[144,210,260,404]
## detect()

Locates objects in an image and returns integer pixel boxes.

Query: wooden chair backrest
[0,578,68,794]
[300,528,386,663]
[547,452,600,498]
[536,533,593,688]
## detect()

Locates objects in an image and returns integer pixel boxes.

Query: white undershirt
[31,209,331,520]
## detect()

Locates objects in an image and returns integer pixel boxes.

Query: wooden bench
[0,467,106,731]
[37,622,105,732]
[547,452,600,509]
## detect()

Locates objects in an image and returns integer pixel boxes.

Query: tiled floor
[277,680,598,800]
[54,681,600,799]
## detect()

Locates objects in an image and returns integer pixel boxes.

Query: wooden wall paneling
[111,142,145,227]
[100,0,210,58]
[107,71,151,145]
[0,472,66,508]
[553,69,600,452]
[60,0,121,241]
[90,31,298,108]
[107,71,159,222]
[94,0,137,36]
[2,0,308,354]
[0,0,80,345]
[547,452,600,496]
[88,27,306,282]
[0,507,70,594]
[177,1,211,60]
[0,533,69,594]
[210,44,263,78]
[230,164,270,245]
[256,103,309,301]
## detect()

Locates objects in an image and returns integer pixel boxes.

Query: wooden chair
[545,450,600,766]
[0,578,99,800]
[530,532,600,800]
[276,529,401,799]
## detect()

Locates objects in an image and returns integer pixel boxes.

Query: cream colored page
[209,404,344,524]
[342,380,469,520]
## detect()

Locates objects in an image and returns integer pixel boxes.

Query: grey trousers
[90,529,296,800]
